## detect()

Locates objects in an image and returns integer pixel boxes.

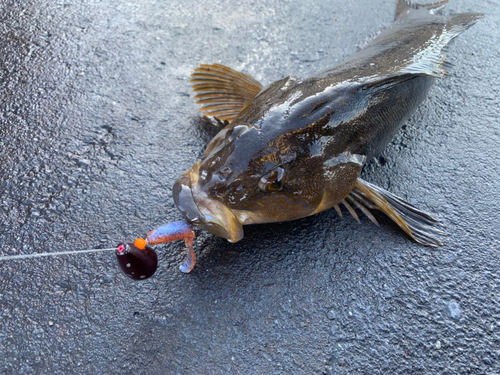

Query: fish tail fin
[445,12,485,37]
[351,178,446,247]
[434,12,484,76]
[395,9,483,78]
[395,0,449,21]
[395,0,484,26]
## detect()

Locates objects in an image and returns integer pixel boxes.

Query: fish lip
[172,166,204,224]
[172,162,244,243]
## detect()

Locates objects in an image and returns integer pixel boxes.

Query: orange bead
[134,238,147,250]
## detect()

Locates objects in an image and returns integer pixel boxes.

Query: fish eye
[258,167,285,192]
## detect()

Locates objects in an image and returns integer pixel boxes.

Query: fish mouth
[172,161,244,243]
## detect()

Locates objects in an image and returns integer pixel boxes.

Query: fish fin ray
[346,195,380,226]
[353,178,445,247]
[333,204,343,218]
[190,64,263,122]
[341,200,360,223]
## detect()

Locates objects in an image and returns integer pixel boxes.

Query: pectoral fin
[349,178,445,247]
[190,64,263,122]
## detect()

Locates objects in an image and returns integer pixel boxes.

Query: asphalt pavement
[1,0,499,374]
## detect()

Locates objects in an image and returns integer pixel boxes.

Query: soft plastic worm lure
[116,220,196,279]
[0,220,196,281]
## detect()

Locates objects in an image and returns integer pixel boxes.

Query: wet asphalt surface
[1,0,499,374]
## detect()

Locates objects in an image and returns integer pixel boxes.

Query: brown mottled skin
[172,2,482,243]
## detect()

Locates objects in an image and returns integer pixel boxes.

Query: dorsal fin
[190,64,263,122]
[395,0,448,21]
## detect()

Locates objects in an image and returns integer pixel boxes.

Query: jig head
[115,239,158,280]
[114,220,196,280]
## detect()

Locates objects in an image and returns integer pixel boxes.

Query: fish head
[173,77,367,242]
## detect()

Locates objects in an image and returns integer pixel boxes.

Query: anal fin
[352,178,445,247]
[190,64,263,122]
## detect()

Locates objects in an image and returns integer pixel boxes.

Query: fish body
[172,1,483,246]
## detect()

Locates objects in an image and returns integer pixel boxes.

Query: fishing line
[0,221,196,280]
[0,248,117,261]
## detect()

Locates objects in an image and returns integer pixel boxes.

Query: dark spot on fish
[301,100,328,118]
[218,166,232,179]
[316,111,333,128]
